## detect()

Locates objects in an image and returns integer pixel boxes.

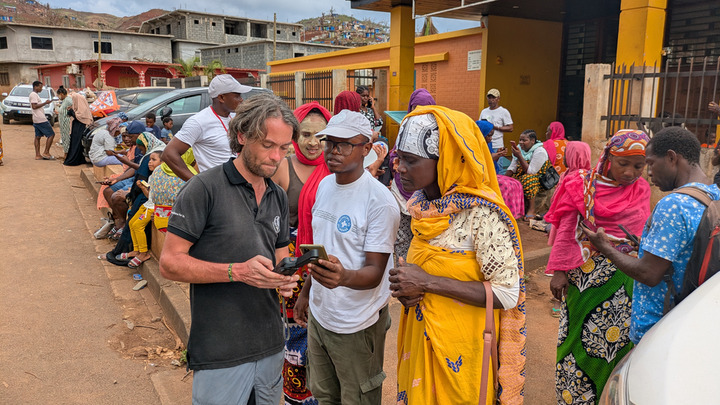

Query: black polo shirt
[168,158,290,371]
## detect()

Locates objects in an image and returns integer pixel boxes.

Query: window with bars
[31,37,53,50]
[93,41,112,54]
[0,72,9,86]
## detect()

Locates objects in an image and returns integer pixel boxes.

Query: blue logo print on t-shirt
[337,215,352,233]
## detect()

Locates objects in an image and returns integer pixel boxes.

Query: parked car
[1,84,58,125]
[114,87,175,114]
[598,273,720,405]
[82,86,271,157]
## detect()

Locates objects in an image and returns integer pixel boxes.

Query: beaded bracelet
[228,263,234,282]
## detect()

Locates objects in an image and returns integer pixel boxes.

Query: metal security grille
[267,73,296,110]
[302,71,333,112]
[602,57,720,142]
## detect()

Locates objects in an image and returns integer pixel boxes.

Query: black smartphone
[618,224,640,245]
[367,98,372,107]
[273,249,322,276]
[580,219,597,233]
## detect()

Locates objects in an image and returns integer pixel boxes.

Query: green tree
[203,59,226,80]
[174,56,200,78]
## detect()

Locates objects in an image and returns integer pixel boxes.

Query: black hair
[32,81,43,88]
[146,112,156,121]
[647,126,701,165]
[162,116,173,124]
[521,129,537,143]
[356,85,369,95]
[57,88,67,96]
[149,150,163,158]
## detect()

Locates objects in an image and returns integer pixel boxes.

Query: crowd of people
[9,73,719,405]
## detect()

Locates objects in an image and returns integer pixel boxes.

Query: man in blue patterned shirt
[583,127,720,344]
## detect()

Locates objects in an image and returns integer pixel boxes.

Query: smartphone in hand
[618,224,640,245]
[580,219,597,233]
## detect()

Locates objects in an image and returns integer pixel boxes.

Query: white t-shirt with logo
[310,170,401,334]
[479,106,513,150]
[173,106,233,172]
[29,92,47,124]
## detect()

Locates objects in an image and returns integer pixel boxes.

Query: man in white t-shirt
[161,74,251,180]
[293,110,400,405]
[479,88,514,150]
[29,81,56,160]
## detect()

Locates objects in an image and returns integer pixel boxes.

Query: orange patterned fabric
[552,139,568,176]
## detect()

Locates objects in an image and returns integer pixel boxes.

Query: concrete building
[200,40,347,71]
[0,22,172,94]
[139,10,303,62]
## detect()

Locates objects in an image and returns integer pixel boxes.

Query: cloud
[49,0,480,32]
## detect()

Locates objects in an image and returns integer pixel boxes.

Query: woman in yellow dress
[389,105,526,405]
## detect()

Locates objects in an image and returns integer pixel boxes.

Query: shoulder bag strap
[479,281,499,405]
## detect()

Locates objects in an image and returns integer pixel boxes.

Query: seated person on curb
[294,110,401,405]
[100,121,146,234]
[162,74,250,180]
[505,129,551,221]
[160,117,173,144]
[159,93,300,405]
[89,117,124,167]
[145,112,163,140]
[583,127,720,344]
[122,151,162,268]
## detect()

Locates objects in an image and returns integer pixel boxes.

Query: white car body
[1,84,57,124]
[599,272,720,404]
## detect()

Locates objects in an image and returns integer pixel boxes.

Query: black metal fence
[267,73,296,110]
[602,56,720,143]
[302,71,333,112]
[238,76,261,87]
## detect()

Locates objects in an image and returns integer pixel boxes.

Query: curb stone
[81,168,191,346]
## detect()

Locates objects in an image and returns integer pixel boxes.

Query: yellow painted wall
[482,15,563,146]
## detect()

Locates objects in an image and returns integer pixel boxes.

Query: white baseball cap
[315,109,373,141]
[208,74,253,98]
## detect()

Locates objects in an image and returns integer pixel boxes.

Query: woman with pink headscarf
[544,121,569,176]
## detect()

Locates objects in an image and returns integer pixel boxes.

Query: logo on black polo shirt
[337,215,352,233]
[273,216,280,233]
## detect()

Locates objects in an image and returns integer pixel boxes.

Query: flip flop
[41,155,55,160]
[551,307,562,318]
[522,215,534,222]
[128,257,145,269]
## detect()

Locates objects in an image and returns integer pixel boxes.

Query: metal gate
[602,56,720,143]
[302,71,333,112]
[267,73,296,110]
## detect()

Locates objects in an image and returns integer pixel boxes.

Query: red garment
[547,141,592,247]
[294,102,332,247]
[543,121,566,165]
[333,90,361,114]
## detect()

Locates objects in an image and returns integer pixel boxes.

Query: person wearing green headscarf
[505,129,551,220]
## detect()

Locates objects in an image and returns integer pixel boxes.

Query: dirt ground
[0,122,189,404]
[0,121,559,404]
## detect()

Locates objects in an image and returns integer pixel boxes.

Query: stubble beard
[241,147,279,179]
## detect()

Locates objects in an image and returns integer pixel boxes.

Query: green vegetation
[174,56,200,78]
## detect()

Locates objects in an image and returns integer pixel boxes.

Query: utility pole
[97,22,103,90]
[273,13,277,61]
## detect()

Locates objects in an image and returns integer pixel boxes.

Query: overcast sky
[52,0,480,33]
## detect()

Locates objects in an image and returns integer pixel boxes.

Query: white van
[599,273,720,404]
[1,84,58,125]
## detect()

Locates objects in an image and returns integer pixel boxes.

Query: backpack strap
[662,185,712,314]
[673,186,713,207]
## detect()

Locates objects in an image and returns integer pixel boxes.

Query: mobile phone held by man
[274,249,323,276]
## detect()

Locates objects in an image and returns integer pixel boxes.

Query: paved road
[0,123,165,404]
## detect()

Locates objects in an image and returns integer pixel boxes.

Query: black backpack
[663,186,720,314]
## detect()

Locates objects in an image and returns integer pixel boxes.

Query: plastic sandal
[128,257,144,269]
[116,253,133,260]
[551,307,562,318]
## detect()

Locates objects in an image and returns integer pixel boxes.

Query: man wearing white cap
[162,74,252,180]
[479,88,514,151]
[293,110,400,404]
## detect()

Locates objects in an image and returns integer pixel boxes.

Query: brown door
[118,77,140,88]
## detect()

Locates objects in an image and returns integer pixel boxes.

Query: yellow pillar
[615,0,667,67]
[387,5,415,145]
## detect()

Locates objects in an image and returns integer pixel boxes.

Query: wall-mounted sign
[467,50,482,71]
